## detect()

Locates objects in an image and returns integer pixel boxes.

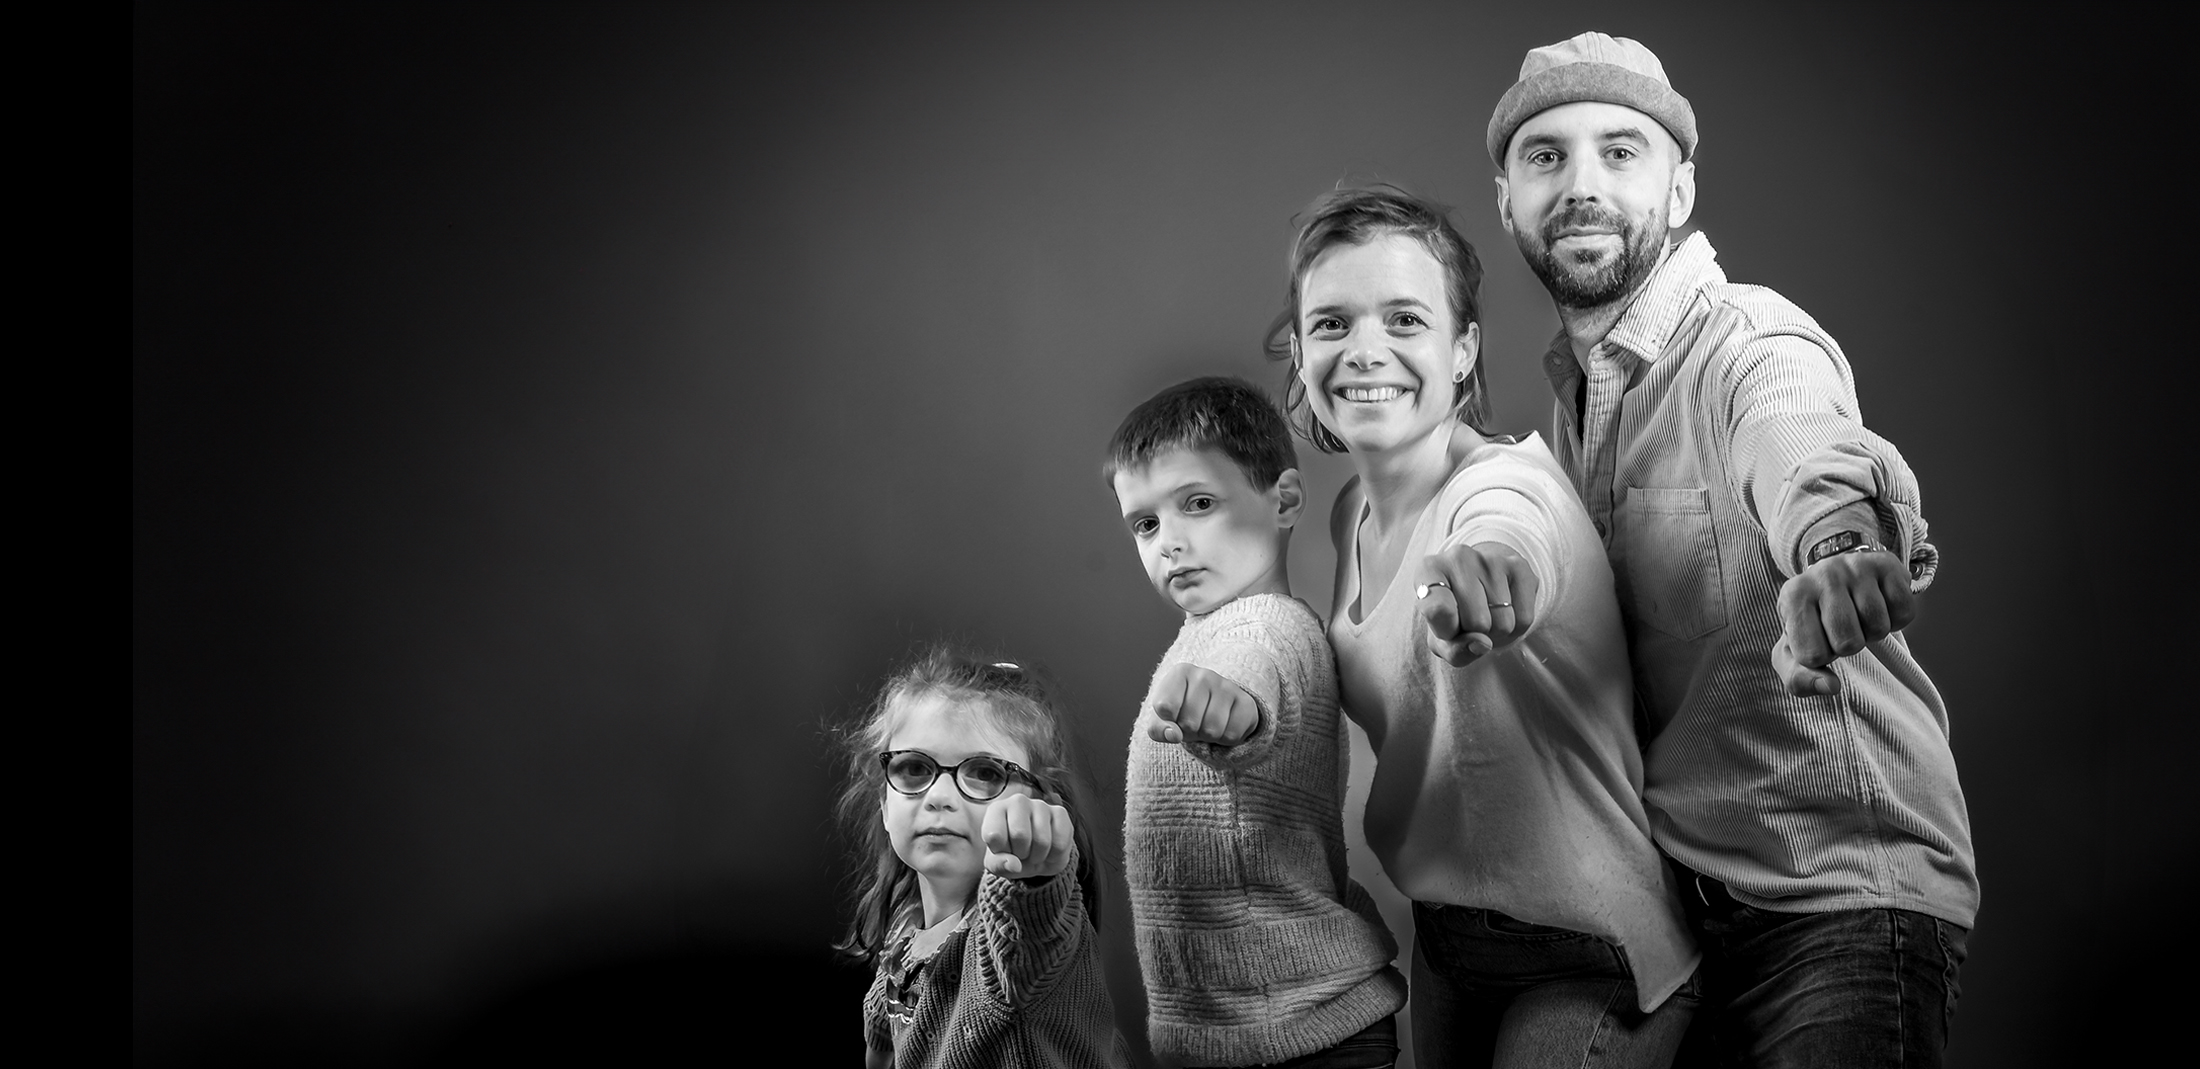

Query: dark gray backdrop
[134,3,2187,1065]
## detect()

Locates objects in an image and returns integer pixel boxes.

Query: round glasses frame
[878,749,1040,802]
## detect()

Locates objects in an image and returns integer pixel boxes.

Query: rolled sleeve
[1715,332,1937,589]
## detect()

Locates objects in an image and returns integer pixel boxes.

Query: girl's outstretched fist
[981,793,1076,881]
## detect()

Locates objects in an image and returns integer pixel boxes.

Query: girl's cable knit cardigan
[1124,593,1406,1067]
[862,863,1130,1069]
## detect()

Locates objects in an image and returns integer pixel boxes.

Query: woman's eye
[1393,312,1424,329]
[1308,316,1345,337]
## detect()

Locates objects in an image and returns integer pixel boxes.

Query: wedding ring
[1486,601,1512,610]
[1414,581,1450,600]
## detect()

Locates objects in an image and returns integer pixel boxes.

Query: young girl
[834,647,1131,1069]
[1271,185,1699,1068]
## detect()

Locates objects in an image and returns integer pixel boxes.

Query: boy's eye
[1131,516,1158,537]
[1185,494,1216,513]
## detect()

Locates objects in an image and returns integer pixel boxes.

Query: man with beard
[1476,31,1979,1069]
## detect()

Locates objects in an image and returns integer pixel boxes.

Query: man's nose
[1560,156,1604,205]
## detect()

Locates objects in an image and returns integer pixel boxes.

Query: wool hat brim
[1486,61,1697,167]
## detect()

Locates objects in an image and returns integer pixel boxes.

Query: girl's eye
[961,759,1007,792]
[1185,495,1216,513]
[886,754,938,790]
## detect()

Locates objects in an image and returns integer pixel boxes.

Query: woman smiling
[1272,186,1698,1069]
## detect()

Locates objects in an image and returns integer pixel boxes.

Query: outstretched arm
[1712,332,1937,695]
[969,794,1090,1010]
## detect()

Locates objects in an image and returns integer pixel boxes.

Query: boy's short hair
[1103,377,1297,490]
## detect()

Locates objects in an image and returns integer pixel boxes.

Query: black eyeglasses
[879,749,1040,802]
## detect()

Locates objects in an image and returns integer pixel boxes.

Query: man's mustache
[1538,205,1630,244]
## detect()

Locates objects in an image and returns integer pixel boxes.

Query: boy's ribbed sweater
[1124,593,1405,1067]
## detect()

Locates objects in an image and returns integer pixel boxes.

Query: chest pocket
[1614,486,1729,641]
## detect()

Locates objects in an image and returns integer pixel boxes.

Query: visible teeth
[1342,386,1404,402]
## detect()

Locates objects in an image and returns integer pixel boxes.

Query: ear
[1494,174,1513,231]
[1272,468,1306,530]
[1667,158,1697,229]
[1452,321,1482,383]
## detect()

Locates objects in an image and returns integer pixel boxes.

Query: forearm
[969,864,1084,1008]
[1718,339,1933,585]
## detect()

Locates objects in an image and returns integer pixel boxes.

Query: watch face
[1807,530,1867,565]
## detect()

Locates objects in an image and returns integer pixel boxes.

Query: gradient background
[135,3,2187,1065]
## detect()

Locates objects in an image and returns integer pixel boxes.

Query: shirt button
[1594,519,1609,537]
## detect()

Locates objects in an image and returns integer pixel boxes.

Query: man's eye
[1607,146,1636,161]
[1528,149,1559,166]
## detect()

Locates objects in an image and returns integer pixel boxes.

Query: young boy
[1104,377,1405,1068]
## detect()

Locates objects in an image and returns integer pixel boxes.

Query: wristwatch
[1805,529,1888,566]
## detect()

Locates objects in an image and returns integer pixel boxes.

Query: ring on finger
[1415,580,1451,600]
[1486,600,1512,610]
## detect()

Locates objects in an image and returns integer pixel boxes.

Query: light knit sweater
[1328,434,1698,1012]
[1124,593,1406,1067]
[861,866,1131,1069]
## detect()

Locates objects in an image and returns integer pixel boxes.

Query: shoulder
[1195,594,1325,656]
[1187,594,1328,686]
[1436,436,1576,524]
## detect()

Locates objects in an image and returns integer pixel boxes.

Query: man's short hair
[1103,377,1297,491]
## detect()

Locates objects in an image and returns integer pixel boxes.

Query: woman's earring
[1453,369,1467,383]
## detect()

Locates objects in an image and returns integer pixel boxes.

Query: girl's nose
[922,774,961,808]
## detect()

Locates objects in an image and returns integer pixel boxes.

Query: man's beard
[1515,203,1666,310]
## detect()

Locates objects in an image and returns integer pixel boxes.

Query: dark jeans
[1193,1015,1398,1069]
[1411,902,1698,1069]
[1675,871,1969,1069]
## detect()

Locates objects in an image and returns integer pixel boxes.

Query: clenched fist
[1772,547,1917,696]
[981,793,1076,881]
[1414,541,1540,667]
[1145,662,1261,746]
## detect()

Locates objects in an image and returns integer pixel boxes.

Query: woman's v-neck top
[1328,433,1697,1011]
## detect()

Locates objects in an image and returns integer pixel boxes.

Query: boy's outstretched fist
[1146,662,1261,746]
[981,793,1075,881]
